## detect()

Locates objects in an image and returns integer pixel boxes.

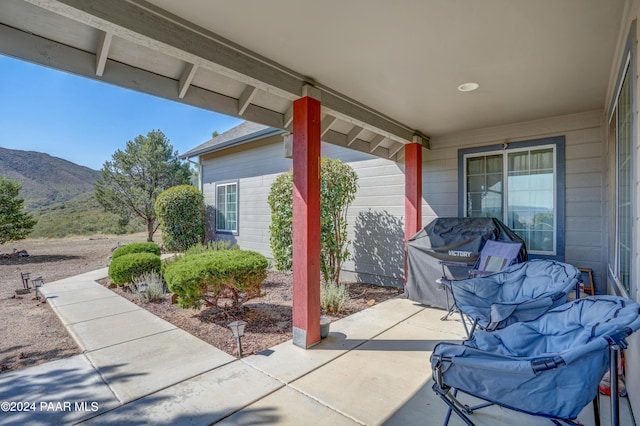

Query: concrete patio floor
[0,269,634,425]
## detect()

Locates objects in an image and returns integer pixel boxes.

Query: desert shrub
[320,281,349,314]
[155,185,205,252]
[164,250,268,310]
[129,271,166,302]
[111,242,161,260]
[184,240,238,256]
[109,252,161,285]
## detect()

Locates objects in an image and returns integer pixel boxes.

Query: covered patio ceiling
[0,0,626,160]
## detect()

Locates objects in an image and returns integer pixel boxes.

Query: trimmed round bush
[164,250,268,309]
[155,185,205,252]
[109,252,161,285]
[111,242,161,260]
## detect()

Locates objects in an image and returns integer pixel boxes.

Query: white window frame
[609,51,634,295]
[215,181,238,234]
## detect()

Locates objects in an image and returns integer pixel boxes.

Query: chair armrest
[469,269,492,277]
[436,277,451,286]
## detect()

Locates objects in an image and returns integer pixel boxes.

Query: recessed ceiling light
[458,82,479,92]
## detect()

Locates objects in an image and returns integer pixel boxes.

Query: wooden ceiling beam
[346,126,364,146]
[178,62,197,99]
[95,30,112,76]
[369,134,386,153]
[388,142,404,159]
[321,115,337,137]
[238,85,258,115]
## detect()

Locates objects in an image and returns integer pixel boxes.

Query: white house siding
[200,137,407,287]
[200,111,606,292]
[608,1,640,416]
[322,144,406,287]
[201,135,292,253]
[428,110,607,292]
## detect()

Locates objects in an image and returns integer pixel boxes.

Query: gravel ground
[0,235,403,371]
[0,234,148,373]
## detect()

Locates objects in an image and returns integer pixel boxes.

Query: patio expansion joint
[42,274,107,287]
[42,288,91,297]
[58,306,142,327]
[82,352,123,412]
[45,292,122,308]
[208,365,288,425]
[77,326,179,354]
[88,357,244,421]
[285,382,366,425]
[48,276,105,285]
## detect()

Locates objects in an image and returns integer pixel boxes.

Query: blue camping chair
[438,240,525,323]
[431,296,640,426]
[450,259,581,337]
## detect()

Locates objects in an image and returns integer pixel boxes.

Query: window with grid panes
[216,182,237,233]
[463,143,559,256]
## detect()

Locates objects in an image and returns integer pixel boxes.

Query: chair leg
[433,385,475,426]
[592,392,600,426]
[441,305,457,321]
[460,312,478,339]
[460,311,470,337]
[440,281,457,321]
[610,346,619,426]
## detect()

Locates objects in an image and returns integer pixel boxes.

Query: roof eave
[180,127,286,159]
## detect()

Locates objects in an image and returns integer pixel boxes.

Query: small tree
[267,158,358,284]
[155,185,205,251]
[0,176,37,244]
[94,130,192,242]
[267,170,294,272]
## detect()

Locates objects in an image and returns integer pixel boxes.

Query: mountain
[0,147,99,211]
[0,147,144,237]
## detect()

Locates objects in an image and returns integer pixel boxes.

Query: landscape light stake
[227,320,247,358]
[32,276,44,300]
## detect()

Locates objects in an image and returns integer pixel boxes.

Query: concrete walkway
[0,271,632,425]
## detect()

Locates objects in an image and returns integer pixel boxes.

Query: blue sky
[0,55,243,170]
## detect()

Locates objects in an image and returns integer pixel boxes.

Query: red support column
[292,95,322,348]
[404,142,423,283]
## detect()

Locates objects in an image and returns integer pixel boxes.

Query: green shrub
[184,240,238,256]
[109,252,161,285]
[160,254,178,278]
[267,170,293,272]
[155,185,205,252]
[320,281,349,314]
[164,250,268,310]
[267,157,358,284]
[111,242,161,260]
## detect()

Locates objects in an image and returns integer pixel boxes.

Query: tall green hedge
[164,250,267,310]
[155,185,205,252]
